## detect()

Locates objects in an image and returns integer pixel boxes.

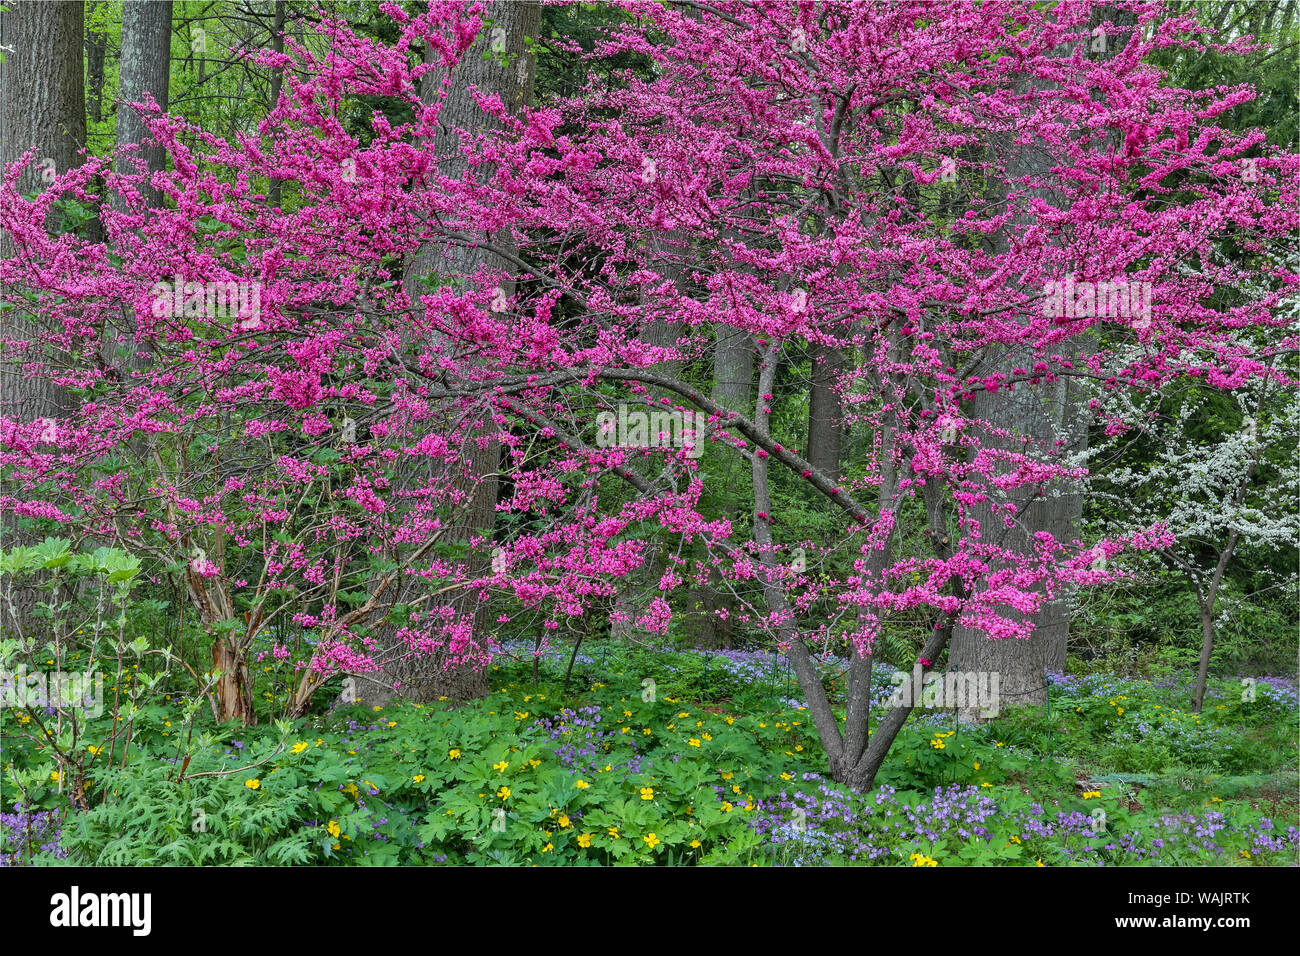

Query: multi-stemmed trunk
[746,339,962,791]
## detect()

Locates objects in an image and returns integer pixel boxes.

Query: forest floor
[3,640,1296,865]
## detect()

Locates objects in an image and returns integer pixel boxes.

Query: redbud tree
[1,1,1295,790]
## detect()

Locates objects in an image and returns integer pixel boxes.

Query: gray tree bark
[356,1,540,707]
[267,0,286,209]
[695,322,753,647]
[609,229,691,643]
[805,343,843,478]
[0,2,87,643]
[109,0,171,380]
[0,1,86,224]
[113,0,172,211]
[1188,434,1261,713]
[947,10,1125,710]
[85,2,107,126]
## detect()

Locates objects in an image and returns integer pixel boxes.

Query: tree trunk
[109,0,171,378]
[0,1,87,643]
[1192,601,1216,715]
[947,13,1125,710]
[81,1,109,246]
[608,230,690,645]
[188,573,255,725]
[355,1,540,708]
[1191,523,1245,713]
[696,322,753,648]
[85,3,106,126]
[806,343,843,477]
[114,0,172,211]
[267,0,286,208]
[0,2,86,200]
[947,356,1075,709]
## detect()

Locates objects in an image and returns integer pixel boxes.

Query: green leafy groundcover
[2,643,1296,865]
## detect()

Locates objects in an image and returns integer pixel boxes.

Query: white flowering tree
[1085,342,1299,711]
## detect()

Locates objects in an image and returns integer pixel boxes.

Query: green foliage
[4,638,1295,866]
